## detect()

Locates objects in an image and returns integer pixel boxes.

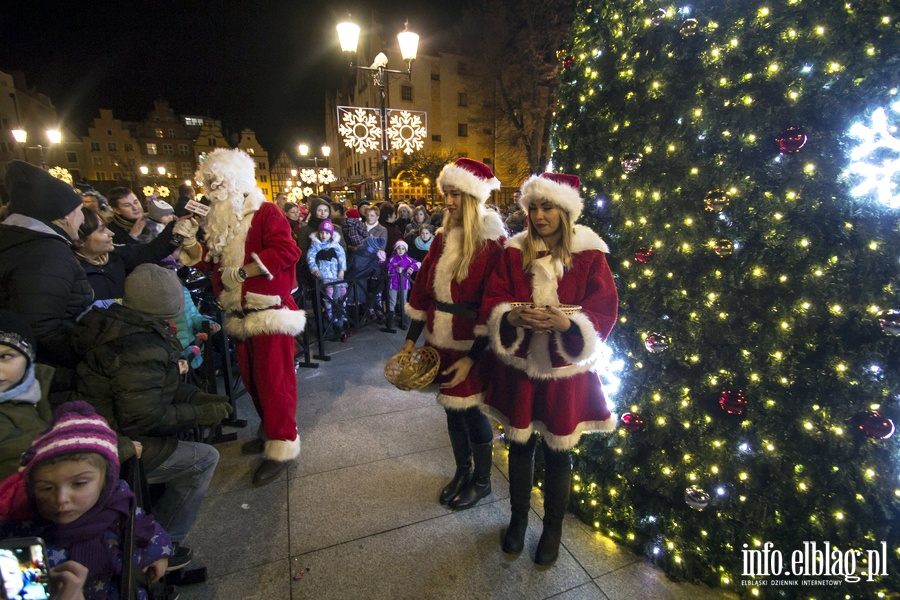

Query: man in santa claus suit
[182,148,304,485]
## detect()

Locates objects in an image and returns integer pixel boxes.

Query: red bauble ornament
[851,411,895,440]
[775,127,808,153]
[562,56,575,70]
[719,390,747,415]
[621,413,645,432]
[634,246,654,263]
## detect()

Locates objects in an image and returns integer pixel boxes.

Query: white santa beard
[205,197,243,261]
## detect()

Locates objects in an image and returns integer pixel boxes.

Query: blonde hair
[520,206,574,271]
[443,192,486,282]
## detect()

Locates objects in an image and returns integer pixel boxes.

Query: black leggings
[446,406,493,445]
[509,434,572,471]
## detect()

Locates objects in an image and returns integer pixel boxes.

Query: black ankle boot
[440,430,472,504]
[449,441,492,510]
[502,441,535,554]
[534,450,572,565]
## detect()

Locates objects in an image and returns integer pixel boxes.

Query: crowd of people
[0,151,618,598]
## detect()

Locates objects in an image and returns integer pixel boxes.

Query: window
[184,117,203,127]
[431,134,442,142]
[208,138,216,146]
[106,129,113,136]
[107,142,117,151]
[166,162,176,174]
[259,175,268,182]
[458,61,468,75]
[401,85,413,101]
[155,128,164,138]
[163,144,174,154]
[482,158,492,165]
[430,72,440,81]
[261,188,268,196]
[66,151,77,163]
[258,162,266,170]
[458,152,468,158]
[146,143,157,155]
[113,172,122,181]
[168,129,176,137]
[457,92,468,107]
[90,142,101,152]
[457,123,468,137]
[182,162,192,176]
[179,144,189,155]
[0,118,10,128]
[96,171,106,180]
[92,157,103,166]
[483,128,493,136]
[124,142,133,152]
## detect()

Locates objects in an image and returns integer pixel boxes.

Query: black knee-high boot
[502,438,535,554]
[449,441,492,510]
[534,449,572,565]
[440,429,472,504]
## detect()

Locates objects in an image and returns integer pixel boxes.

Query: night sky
[2,0,465,156]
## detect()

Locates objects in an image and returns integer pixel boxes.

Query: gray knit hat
[123,264,184,319]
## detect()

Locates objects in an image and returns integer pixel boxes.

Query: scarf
[52,480,154,580]
[74,252,110,267]
[414,236,433,252]
[0,364,40,404]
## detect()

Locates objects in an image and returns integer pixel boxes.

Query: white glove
[173,218,200,247]
[219,267,246,291]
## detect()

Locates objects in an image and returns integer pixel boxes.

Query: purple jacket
[387,254,420,291]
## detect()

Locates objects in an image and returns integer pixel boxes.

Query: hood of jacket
[0,220,70,254]
[71,303,170,354]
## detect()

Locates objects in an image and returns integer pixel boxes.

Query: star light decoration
[844,100,900,208]
[386,110,427,155]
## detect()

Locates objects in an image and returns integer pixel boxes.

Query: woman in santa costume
[181,148,304,486]
[480,172,618,564]
[400,158,506,510]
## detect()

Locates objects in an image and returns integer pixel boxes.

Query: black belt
[434,300,480,319]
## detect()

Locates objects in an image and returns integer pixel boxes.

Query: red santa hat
[394,239,408,252]
[346,208,361,219]
[436,158,501,204]
[519,172,584,222]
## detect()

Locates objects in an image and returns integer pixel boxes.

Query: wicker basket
[509,302,582,315]
[384,346,441,391]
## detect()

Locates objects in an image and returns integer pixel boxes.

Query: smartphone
[0,537,50,600]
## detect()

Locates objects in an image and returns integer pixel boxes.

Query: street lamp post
[12,128,61,170]
[298,143,332,195]
[337,18,419,204]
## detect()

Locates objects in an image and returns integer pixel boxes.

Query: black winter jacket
[0,220,93,369]
[72,303,204,471]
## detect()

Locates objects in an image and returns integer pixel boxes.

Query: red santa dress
[480,225,618,451]
[405,211,506,409]
[189,199,304,460]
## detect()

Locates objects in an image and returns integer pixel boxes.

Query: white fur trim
[519,174,584,222]
[473,324,488,336]
[264,436,300,461]
[505,225,609,254]
[224,308,306,339]
[529,255,562,307]
[437,391,484,410]
[250,252,274,280]
[437,163,500,203]
[480,407,616,451]
[554,311,599,366]
[481,211,507,241]
[426,228,471,352]
[243,292,282,311]
[487,302,526,358]
[405,302,427,321]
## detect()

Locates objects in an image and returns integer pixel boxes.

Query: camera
[0,537,50,600]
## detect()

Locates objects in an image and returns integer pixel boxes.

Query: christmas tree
[551,0,899,597]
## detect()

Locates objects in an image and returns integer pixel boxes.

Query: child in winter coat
[307,220,348,331]
[0,311,52,481]
[172,287,220,370]
[0,401,173,599]
[386,240,420,314]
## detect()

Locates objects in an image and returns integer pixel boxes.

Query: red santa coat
[189,199,305,339]
[480,225,618,450]
[405,211,506,409]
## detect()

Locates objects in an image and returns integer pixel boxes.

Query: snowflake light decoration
[845,100,900,208]
[387,110,427,155]
[318,169,336,185]
[48,166,73,185]
[338,107,382,153]
[299,168,318,184]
